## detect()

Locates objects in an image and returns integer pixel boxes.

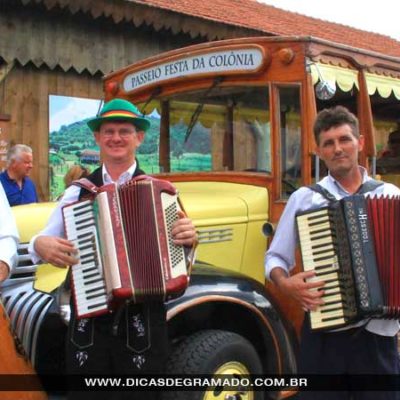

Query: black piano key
[77,231,95,240]
[307,213,328,221]
[70,201,92,211]
[81,259,96,266]
[87,291,107,300]
[313,240,337,249]
[73,208,93,218]
[323,298,342,306]
[82,272,100,280]
[309,227,330,235]
[321,307,344,316]
[323,278,340,284]
[88,301,107,310]
[314,263,337,271]
[314,254,336,262]
[315,270,338,278]
[75,238,93,248]
[82,266,98,274]
[75,216,95,225]
[309,233,332,241]
[312,248,334,256]
[85,277,104,286]
[79,243,95,251]
[76,222,95,231]
[80,252,95,260]
[85,285,106,294]
[308,219,329,227]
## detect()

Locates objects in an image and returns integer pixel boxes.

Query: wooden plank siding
[2,0,400,201]
[0,1,226,200]
[0,65,102,200]
[0,3,209,76]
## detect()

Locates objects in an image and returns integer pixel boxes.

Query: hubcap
[202,361,254,400]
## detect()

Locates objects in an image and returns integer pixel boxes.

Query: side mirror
[315,80,336,100]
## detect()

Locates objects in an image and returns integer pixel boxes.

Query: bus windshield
[136,85,270,174]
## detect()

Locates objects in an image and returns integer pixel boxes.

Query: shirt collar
[102,161,137,185]
[327,166,370,194]
[4,170,23,183]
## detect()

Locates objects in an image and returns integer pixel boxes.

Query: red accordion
[62,175,192,318]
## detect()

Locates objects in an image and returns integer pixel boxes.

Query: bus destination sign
[123,47,265,93]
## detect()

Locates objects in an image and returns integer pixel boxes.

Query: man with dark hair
[0,144,38,206]
[313,106,360,142]
[29,98,197,399]
[265,105,400,399]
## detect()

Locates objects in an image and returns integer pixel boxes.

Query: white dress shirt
[0,182,19,274]
[29,163,138,263]
[265,167,400,336]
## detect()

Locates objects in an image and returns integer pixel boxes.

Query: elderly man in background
[0,144,38,206]
[0,182,19,281]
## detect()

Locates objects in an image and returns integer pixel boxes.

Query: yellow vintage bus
[6,36,400,399]
[102,34,400,324]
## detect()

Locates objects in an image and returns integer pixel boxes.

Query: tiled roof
[132,0,400,58]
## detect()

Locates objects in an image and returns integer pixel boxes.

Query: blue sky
[257,0,400,41]
[49,95,102,132]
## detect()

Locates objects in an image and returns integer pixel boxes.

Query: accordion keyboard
[297,208,348,330]
[63,200,108,318]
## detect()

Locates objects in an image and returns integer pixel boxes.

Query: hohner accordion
[62,175,192,319]
[296,194,400,331]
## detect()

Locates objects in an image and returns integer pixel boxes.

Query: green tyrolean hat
[87,99,150,132]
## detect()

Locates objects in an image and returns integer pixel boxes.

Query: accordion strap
[308,179,383,203]
[308,184,337,202]
[356,179,384,194]
[71,178,99,194]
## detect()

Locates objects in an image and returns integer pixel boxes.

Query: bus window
[372,92,400,181]
[136,102,161,173]
[138,86,271,173]
[278,86,301,198]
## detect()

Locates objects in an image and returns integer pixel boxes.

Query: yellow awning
[139,100,269,128]
[365,72,400,99]
[311,63,359,92]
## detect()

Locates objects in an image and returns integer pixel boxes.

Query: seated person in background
[64,164,90,189]
[57,164,90,200]
[0,144,38,206]
[376,129,400,174]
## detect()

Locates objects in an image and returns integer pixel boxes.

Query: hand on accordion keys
[34,235,79,268]
[272,268,325,311]
[171,210,198,247]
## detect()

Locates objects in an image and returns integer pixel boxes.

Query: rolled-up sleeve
[264,187,314,281]
[28,185,80,263]
[0,183,19,274]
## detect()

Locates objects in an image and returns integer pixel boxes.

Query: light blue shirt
[265,167,400,336]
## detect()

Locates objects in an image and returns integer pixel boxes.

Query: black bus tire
[161,329,264,400]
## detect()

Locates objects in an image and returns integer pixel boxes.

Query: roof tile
[132,0,400,57]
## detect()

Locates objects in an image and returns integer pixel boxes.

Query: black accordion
[296,195,400,331]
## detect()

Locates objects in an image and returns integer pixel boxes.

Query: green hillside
[49,117,211,199]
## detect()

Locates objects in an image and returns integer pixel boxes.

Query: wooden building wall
[0,64,103,200]
[1,0,241,200]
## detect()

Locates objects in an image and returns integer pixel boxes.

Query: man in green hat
[29,98,197,399]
